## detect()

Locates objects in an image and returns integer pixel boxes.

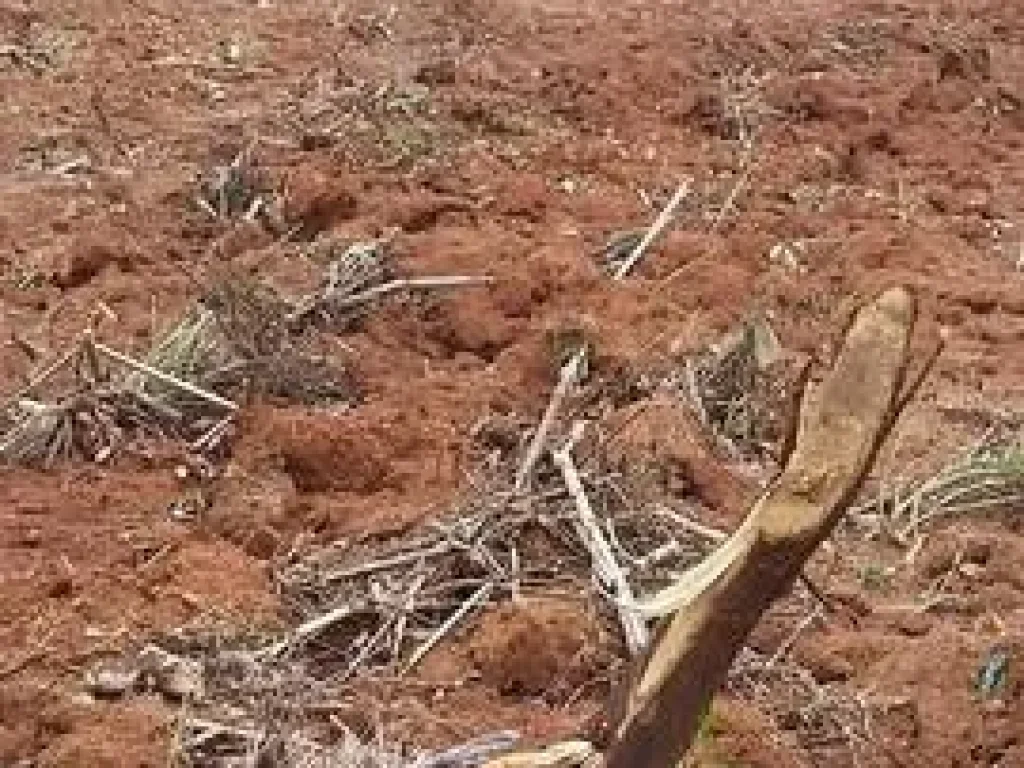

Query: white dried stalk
[517,181,689,488]
[260,603,361,659]
[93,341,237,412]
[403,582,492,673]
[552,442,648,655]
[515,349,585,492]
[613,180,692,279]
[2,343,78,412]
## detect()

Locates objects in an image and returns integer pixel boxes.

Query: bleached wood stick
[515,349,585,492]
[552,443,648,655]
[403,582,492,674]
[613,180,691,280]
[92,341,237,411]
[261,603,360,658]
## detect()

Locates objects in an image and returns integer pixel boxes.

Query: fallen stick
[515,349,585,492]
[553,441,648,655]
[324,543,450,582]
[604,286,927,767]
[260,603,362,659]
[92,341,237,412]
[403,582,492,674]
[190,414,234,451]
[518,182,689,488]
[708,159,753,234]
[654,505,728,542]
[614,180,692,280]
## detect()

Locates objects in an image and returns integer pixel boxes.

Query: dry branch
[613,180,691,279]
[93,340,237,412]
[604,286,924,767]
[517,179,689,489]
[516,349,586,491]
[402,581,493,673]
[553,438,648,655]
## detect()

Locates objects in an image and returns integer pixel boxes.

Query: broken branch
[613,180,691,280]
[605,286,925,767]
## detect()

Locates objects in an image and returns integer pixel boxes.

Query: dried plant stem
[325,543,450,582]
[403,582,492,674]
[553,442,648,655]
[614,180,691,280]
[261,603,361,659]
[515,350,585,492]
[518,181,689,488]
[92,341,237,411]
[2,344,78,411]
[709,161,753,233]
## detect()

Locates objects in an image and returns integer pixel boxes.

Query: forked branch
[603,286,924,767]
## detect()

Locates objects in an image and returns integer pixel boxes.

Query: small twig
[92,341,237,411]
[766,606,823,668]
[614,180,691,279]
[708,161,753,234]
[892,329,946,421]
[0,648,45,681]
[515,349,585,492]
[324,543,450,582]
[182,718,261,748]
[341,614,396,683]
[654,506,727,542]
[261,603,364,659]
[392,572,429,662]
[403,582,492,674]
[2,343,78,411]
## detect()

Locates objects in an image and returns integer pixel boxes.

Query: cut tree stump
[603,285,931,767]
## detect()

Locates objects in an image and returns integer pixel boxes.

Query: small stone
[86,667,140,699]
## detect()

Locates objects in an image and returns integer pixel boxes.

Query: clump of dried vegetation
[0,276,358,467]
[853,423,1024,545]
[87,318,884,766]
[193,145,285,231]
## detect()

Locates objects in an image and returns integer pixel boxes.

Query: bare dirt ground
[1,0,1023,765]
